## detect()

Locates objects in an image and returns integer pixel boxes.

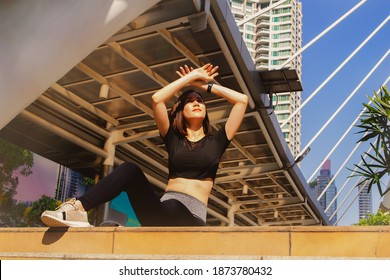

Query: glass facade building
[54,165,86,202]
[310,160,338,224]
[229,0,302,157]
[358,185,372,220]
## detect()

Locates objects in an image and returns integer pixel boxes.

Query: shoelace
[56,198,78,211]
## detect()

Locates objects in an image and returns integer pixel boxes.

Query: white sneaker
[41,198,92,227]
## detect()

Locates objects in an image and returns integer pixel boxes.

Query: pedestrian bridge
[0,0,329,226]
[0,226,389,259]
[0,0,329,227]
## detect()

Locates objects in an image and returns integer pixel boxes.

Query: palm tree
[350,86,389,196]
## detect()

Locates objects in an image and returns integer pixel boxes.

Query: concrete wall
[0,226,389,259]
[0,0,159,130]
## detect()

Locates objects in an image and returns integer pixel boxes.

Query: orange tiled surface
[0,226,389,259]
[290,226,390,258]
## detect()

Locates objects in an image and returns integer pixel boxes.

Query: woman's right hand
[176,64,219,86]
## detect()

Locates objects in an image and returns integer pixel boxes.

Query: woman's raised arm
[207,83,248,140]
[176,65,248,140]
[151,64,217,137]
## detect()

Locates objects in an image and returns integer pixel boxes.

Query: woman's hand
[178,64,248,140]
[176,64,219,87]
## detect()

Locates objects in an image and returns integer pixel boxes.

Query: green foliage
[0,139,33,196]
[0,139,34,226]
[355,210,390,226]
[82,176,95,187]
[25,195,59,227]
[0,200,29,227]
[309,180,318,188]
[349,86,390,196]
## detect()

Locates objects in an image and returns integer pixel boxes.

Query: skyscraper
[310,160,337,224]
[229,0,302,157]
[54,165,86,202]
[358,185,372,220]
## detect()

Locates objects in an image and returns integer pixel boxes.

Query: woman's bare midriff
[165,177,213,206]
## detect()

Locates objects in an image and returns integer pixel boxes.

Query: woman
[41,64,248,227]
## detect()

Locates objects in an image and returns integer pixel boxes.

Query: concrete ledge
[1,226,390,259]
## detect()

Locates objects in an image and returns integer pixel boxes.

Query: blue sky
[14,0,389,226]
[299,0,389,225]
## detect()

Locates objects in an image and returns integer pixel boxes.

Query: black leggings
[78,162,205,226]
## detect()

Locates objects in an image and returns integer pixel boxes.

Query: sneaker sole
[41,215,92,228]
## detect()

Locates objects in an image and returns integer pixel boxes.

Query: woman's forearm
[152,72,195,104]
[206,83,248,106]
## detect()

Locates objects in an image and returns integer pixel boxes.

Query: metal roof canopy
[0,0,329,226]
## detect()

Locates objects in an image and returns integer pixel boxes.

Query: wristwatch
[207,82,213,93]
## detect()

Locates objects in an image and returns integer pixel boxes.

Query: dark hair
[169,90,212,137]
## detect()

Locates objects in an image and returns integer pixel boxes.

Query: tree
[355,210,390,226]
[9,202,29,227]
[0,139,34,226]
[350,86,390,196]
[25,195,59,227]
[0,139,34,193]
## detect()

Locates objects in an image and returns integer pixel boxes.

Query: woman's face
[182,92,206,122]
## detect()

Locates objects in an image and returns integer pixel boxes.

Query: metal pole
[99,164,114,225]
[307,107,369,183]
[330,153,380,222]
[330,175,365,223]
[325,145,374,213]
[334,179,371,225]
[297,55,390,162]
[307,77,389,182]
[278,0,367,69]
[315,76,389,205]
[95,132,117,225]
[281,16,389,129]
[318,143,363,202]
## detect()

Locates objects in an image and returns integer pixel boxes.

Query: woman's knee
[106,162,147,193]
[119,162,144,178]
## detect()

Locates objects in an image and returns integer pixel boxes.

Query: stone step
[1,226,389,259]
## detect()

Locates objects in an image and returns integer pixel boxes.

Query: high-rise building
[229,0,303,157]
[310,160,337,224]
[54,165,86,202]
[358,185,372,220]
